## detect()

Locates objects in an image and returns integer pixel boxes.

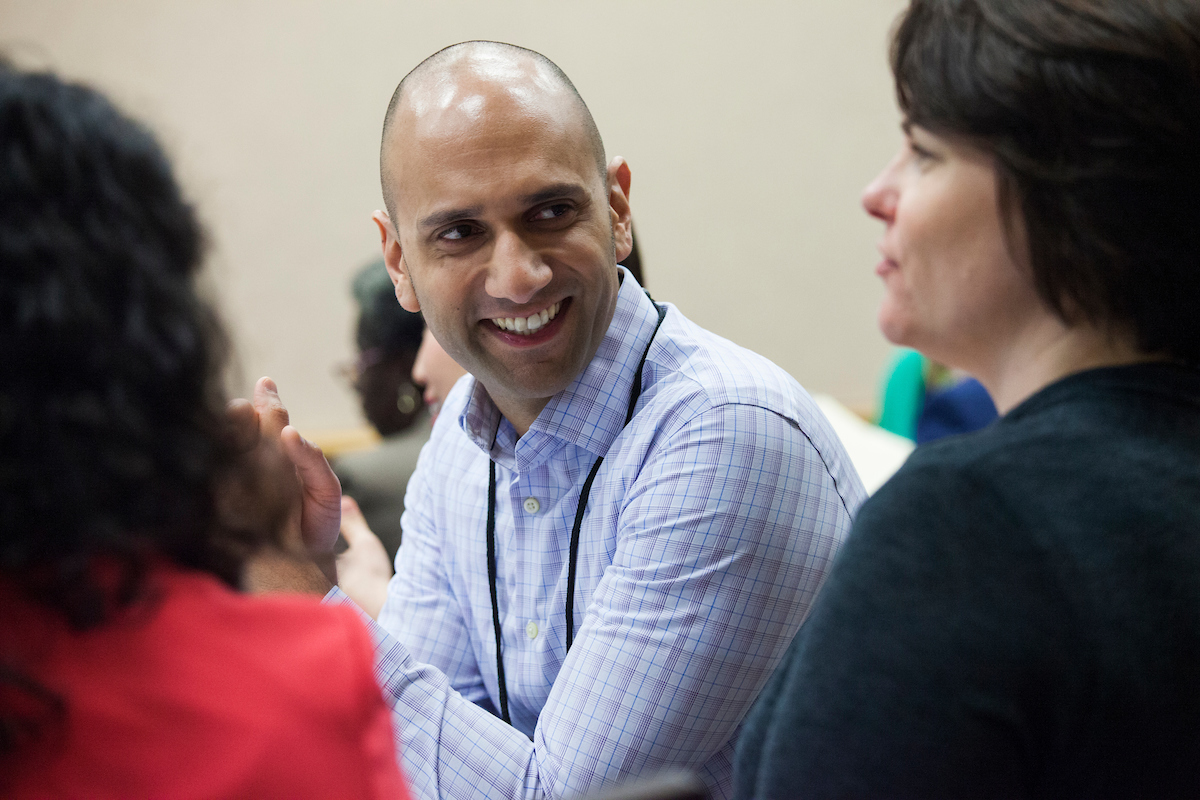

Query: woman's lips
[424,390,443,424]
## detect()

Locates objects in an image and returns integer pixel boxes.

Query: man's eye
[531,203,572,222]
[440,224,477,241]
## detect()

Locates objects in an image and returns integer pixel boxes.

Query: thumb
[280,425,342,553]
[340,495,371,541]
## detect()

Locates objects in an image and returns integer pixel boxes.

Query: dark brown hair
[892,0,1200,361]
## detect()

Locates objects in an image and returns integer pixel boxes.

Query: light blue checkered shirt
[329,270,865,799]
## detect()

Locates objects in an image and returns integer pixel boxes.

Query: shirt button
[526,621,539,639]
[522,497,540,514]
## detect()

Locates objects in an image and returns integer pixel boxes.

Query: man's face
[379,79,630,424]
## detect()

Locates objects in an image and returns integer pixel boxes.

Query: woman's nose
[862,149,903,224]
[411,329,435,385]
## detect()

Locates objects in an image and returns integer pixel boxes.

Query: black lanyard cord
[564,456,605,650]
[486,299,666,726]
[486,459,511,723]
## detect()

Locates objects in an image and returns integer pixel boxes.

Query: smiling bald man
[269,41,864,799]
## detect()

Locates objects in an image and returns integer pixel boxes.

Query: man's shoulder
[649,305,817,424]
[641,306,866,508]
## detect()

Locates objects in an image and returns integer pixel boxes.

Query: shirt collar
[458,267,661,467]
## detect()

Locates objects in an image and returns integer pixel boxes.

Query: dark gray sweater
[735,364,1200,799]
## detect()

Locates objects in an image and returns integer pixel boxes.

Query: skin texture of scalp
[380,41,607,222]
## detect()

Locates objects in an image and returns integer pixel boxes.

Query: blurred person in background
[410,326,467,427]
[735,1,1200,797]
[335,259,430,562]
[877,348,998,443]
[336,301,472,620]
[0,61,408,798]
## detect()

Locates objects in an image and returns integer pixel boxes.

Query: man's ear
[372,210,421,312]
[607,157,634,263]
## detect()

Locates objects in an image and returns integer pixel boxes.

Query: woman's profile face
[411,327,467,425]
[862,125,1044,371]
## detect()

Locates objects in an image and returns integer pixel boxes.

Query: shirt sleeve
[733,462,1084,799]
[339,402,854,800]
[376,454,491,710]
[338,605,417,800]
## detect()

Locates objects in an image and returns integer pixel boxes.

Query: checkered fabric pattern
[330,270,865,800]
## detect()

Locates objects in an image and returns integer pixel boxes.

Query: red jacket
[2,566,410,799]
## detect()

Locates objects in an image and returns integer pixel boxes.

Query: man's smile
[483,298,572,348]
[490,300,563,334]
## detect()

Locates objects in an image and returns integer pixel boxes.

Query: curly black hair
[0,62,251,756]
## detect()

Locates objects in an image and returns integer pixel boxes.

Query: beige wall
[0,0,906,430]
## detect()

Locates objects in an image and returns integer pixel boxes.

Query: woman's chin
[877,307,916,349]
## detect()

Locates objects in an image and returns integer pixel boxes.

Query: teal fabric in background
[877,349,926,441]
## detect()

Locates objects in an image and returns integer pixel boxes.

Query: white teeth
[491,301,562,335]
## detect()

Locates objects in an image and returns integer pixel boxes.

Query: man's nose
[484,230,552,305]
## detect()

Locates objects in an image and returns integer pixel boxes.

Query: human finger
[339,497,389,560]
[336,495,392,618]
[340,495,371,542]
[280,425,342,555]
[253,376,291,439]
[224,397,259,452]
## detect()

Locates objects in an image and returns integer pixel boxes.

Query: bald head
[379,41,606,220]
